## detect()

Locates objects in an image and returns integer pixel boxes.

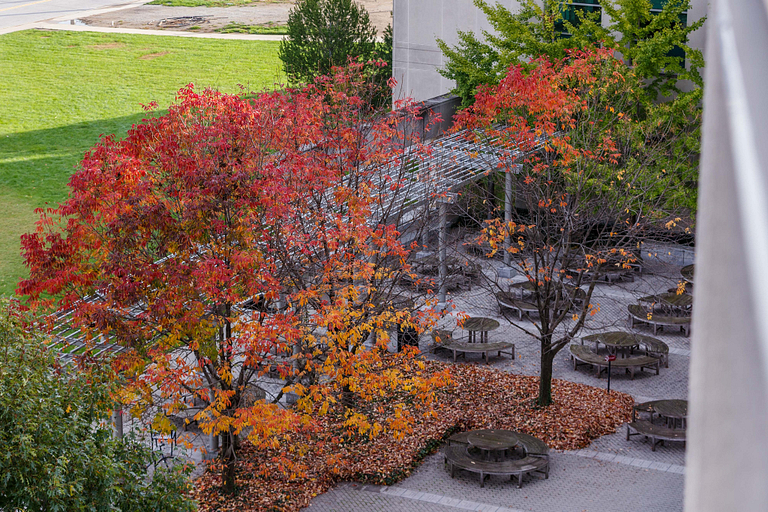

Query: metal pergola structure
[38,123,543,447]
[44,127,538,364]
[373,127,526,219]
[47,307,129,365]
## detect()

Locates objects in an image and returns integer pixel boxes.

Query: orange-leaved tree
[453,48,698,406]
[18,66,450,493]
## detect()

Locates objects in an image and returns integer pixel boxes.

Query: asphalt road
[0,0,146,32]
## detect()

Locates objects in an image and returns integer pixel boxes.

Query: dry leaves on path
[193,360,633,511]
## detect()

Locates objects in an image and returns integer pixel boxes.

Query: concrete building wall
[392,0,522,102]
[393,0,708,102]
[685,0,768,510]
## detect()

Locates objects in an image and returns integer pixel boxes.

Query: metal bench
[496,292,538,321]
[430,329,454,354]
[448,431,549,461]
[444,445,549,488]
[628,304,691,336]
[569,344,660,379]
[626,420,686,451]
[443,341,515,363]
[639,337,670,368]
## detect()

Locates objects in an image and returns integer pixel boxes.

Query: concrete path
[0,0,149,33]
[0,0,283,39]
[303,258,689,511]
[11,20,284,39]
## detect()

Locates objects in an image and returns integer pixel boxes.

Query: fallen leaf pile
[192,360,633,511]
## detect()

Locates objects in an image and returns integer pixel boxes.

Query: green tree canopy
[279,0,378,84]
[438,0,705,105]
[0,300,195,512]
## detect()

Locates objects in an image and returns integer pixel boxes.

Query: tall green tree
[279,0,378,85]
[0,300,195,512]
[438,0,704,105]
[598,0,705,99]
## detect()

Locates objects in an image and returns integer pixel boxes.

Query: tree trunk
[220,427,237,494]
[538,349,555,407]
[341,383,355,409]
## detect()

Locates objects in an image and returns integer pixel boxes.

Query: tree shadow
[0,111,165,296]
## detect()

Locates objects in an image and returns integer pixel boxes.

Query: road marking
[0,0,56,14]
[571,449,686,474]
[380,487,527,512]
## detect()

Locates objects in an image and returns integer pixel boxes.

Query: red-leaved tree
[453,48,698,406]
[19,66,450,492]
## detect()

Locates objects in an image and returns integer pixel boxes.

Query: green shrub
[278,0,377,85]
[0,300,196,511]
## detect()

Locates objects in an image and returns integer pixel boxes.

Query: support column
[504,168,514,266]
[438,200,448,306]
[685,1,768,511]
[111,408,123,439]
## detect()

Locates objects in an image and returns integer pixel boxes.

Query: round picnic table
[653,399,688,429]
[509,281,536,298]
[467,429,519,461]
[582,331,640,356]
[414,255,480,277]
[639,292,693,312]
[463,317,500,343]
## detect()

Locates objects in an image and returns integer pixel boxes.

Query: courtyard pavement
[303,252,691,512]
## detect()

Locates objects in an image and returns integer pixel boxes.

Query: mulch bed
[192,361,633,511]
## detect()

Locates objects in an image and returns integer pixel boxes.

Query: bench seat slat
[443,341,515,364]
[569,344,660,379]
[444,446,549,488]
[626,420,687,451]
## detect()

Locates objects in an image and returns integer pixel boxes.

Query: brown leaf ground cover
[192,361,633,511]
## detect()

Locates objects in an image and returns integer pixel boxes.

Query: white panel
[685,0,768,511]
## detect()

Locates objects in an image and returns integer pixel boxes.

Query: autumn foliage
[192,361,633,511]
[19,66,450,493]
[453,48,699,406]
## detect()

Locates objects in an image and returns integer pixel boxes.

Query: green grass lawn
[0,29,283,296]
[216,22,289,35]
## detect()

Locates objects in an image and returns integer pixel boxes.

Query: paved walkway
[305,451,683,512]
[2,19,283,39]
[0,0,150,34]
[0,0,281,39]
[303,257,689,511]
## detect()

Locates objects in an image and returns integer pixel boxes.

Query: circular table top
[463,317,501,332]
[496,292,538,310]
[639,293,693,309]
[582,331,650,348]
[653,399,688,419]
[510,281,536,292]
[467,429,519,451]
[388,293,415,309]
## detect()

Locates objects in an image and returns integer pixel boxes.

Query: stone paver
[303,254,689,512]
[305,452,683,512]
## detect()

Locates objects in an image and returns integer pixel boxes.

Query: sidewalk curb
[12,21,285,40]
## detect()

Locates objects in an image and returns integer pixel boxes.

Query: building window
[649,0,688,60]
[555,1,602,37]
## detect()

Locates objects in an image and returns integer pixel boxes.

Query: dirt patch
[79,1,392,35]
[139,51,172,59]
[89,42,128,50]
